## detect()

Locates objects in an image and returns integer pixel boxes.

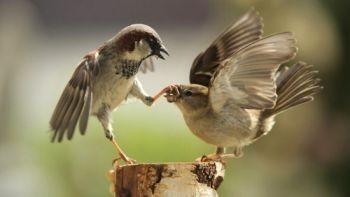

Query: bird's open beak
[154,44,169,60]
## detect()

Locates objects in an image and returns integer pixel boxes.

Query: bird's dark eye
[183,89,193,96]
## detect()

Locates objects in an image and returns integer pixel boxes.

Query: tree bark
[108,162,225,197]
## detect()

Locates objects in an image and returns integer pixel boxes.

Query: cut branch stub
[111,162,225,197]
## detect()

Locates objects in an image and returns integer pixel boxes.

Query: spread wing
[209,32,297,112]
[190,8,264,86]
[50,56,98,142]
[139,57,155,73]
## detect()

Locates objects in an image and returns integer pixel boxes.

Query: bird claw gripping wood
[112,155,136,167]
[196,153,238,164]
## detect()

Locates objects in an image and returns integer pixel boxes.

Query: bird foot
[112,155,136,167]
[121,155,136,165]
[108,136,136,165]
[152,84,180,102]
[196,153,238,163]
[163,84,181,102]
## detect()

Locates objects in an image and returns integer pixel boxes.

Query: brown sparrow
[158,9,322,161]
[50,24,168,164]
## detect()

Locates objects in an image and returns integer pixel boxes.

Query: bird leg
[130,78,154,106]
[130,80,180,105]
[232,147,243,158]
[105,130,135,165]
[97,106,135,165]
[216,147,224,154]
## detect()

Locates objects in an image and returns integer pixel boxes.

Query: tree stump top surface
[112,162,225,197]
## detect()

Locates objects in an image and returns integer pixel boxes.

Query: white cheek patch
[137,40,152,55]
[123,39,151,60]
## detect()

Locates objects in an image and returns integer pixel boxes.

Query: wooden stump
[108,162,225,197]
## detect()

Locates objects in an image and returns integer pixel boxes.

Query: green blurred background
[1,0,350,196]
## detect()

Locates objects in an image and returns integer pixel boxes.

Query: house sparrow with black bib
[50,24,169,164]
[159,9,322,161]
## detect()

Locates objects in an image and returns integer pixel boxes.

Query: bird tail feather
[254,61,322,139]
